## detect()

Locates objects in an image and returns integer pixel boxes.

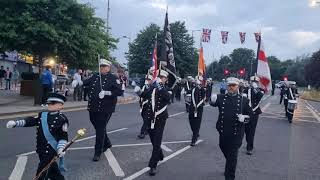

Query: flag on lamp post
[254,32,261,43]
[201,28,211,43]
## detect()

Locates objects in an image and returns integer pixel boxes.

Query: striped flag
[239,32,246,44]
[221,31,229,44]
[201,28,211,43]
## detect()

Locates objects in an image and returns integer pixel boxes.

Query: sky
[80,0,320,65]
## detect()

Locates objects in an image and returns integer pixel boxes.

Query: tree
[305,50,320,89]
[127,23,161,76]
[229,48,255,78]
[267,56,285,81]
[127,21,198,77]
[0,0,117,69]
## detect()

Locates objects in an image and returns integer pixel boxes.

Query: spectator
[82,70,89,101]
[0,66,5,89]
[12,67,20,91]
[72,69,83,101]
[40,66,53,106]
[5,67,12,90]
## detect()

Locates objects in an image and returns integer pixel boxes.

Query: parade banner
[151,34,158,81]
[239,32,246,44]
[221,31,229,44]
[160,9,177,88]
[256,39,272,93]
[201,28,211,43]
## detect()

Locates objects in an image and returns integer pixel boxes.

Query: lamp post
[120,35,131,78]
[310,0,320,7]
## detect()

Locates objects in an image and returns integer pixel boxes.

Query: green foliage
[127,21,198,78]
[0,0,117,69]
[305,49,320,89]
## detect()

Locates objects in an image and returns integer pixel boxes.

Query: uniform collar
[49,111,60,115]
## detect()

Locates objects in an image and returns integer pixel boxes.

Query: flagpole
[251,33,261,80]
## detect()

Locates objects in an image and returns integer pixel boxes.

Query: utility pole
[106,0,110,34]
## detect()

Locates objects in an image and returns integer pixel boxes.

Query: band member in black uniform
[6,93,68,180]
[279,83,287,104]
[135,74,153,139]
[284,81,298,123]
[175,78,182,101]
[184,76,193,112]
[83,59,123,161]
[141,70,171,176]
[244,76,264,155]
[189,76,206,146]
[210,77,253,180]
[206,78,213,102]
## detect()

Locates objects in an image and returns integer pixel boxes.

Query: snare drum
[288,100,297,110]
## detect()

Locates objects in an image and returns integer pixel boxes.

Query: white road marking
[9,156,28,180]
[104,149,125,177]
[306,106,320,122]
[161,144,173,152]
[75,128,128,143]
[261,102,271,112]
[17,128,128,156]
[69,140,193,150]
[169,112,185,117]
[294,119,320,124]
[123,140,203,180]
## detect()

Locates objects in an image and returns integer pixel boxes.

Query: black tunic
[83,73,123,113]
[211,94,253,136]
[23,111,69,154]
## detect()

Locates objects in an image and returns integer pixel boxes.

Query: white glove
[57,148,66,157]
[237,114,250,123]
[99,91,105,99]
[131,81,136,87]
[156,77,162,84]
[122,84,126,91]
[242,93,248,98]
[210,94,217,103]
[6,121,16,128]
[134,86,141,93]
[251,82,258,89]
[168,91,172,95]
[104,91,112,96]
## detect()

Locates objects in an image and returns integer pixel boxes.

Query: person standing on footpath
[40,63,53,106]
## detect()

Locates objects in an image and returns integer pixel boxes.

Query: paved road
[1,93,320,180]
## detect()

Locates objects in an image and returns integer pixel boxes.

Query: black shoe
[149,168,157,176]
[103,144,112,152]
[92,154,101,161]
[289,120,292,123]
[84,99,88,101]
[246,149,253,155]
[137,134,145,139]
[190,136,197,146]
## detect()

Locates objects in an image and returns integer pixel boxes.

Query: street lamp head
[309,0,319,7]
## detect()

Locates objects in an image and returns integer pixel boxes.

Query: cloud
[80,0,320,63]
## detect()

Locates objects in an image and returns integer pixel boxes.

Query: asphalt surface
[1,91,320,180]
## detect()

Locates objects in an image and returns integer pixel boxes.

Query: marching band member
[210,77,253,180]
[188,76,206,146]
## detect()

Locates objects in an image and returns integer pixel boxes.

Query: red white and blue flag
[221,31,229,44]
[201,28,211,43]
[151,34,158,80]
[239,32,246,44]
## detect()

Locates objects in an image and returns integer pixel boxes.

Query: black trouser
[287,108,294,121]
[5,79,11,90]
[280,94,284,104]
[175,91,181,101]
[36,153,64,180]
[148,118,166,168]
[73,85,82,101]
[245,114,259,151]
[188,107,203,139]
[284,99,288,116]
[140,111,148,135]
[219,135,243,180]
[83,87,88,100]
[89,112,112,155]
[41,84,52,104]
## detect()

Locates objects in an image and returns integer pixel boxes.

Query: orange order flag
[198,46,205,77]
